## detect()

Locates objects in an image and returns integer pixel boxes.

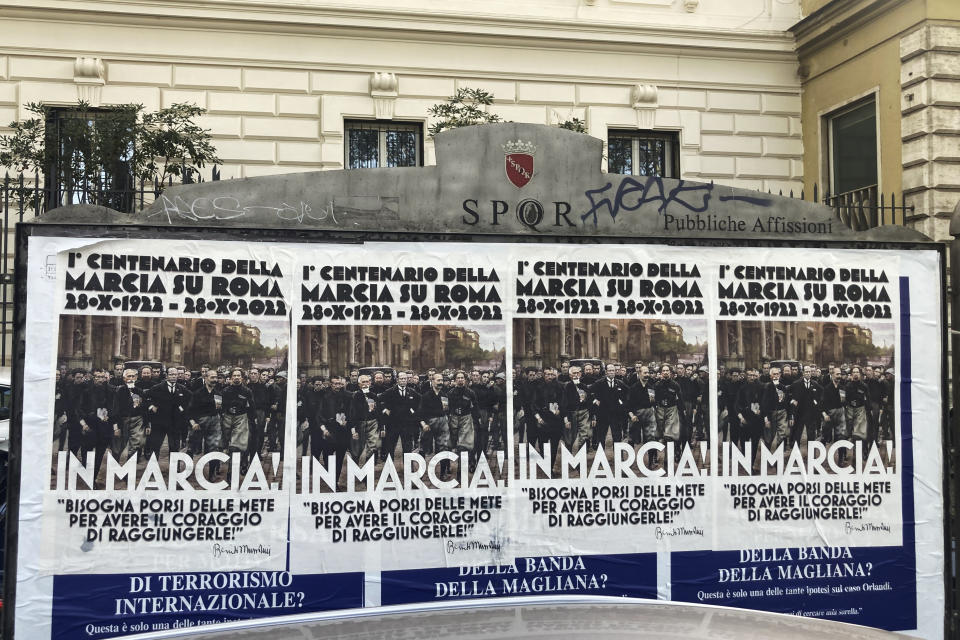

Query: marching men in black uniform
[821,367,848,464]
[627,365,657,467]
[349,374,380,467]
[187,368,223,480]
[845,366,871,456]
[735,368,764,470]
[80,368,116,480]
[318,376,352,489]
[112,367,149,463]
[563,366,592,453]
[419,373,451,463]
[761,367,791,452]
[534,367,564,466]
[654,364,686,462]
[446,371,478,462]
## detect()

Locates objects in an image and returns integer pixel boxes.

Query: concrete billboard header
[43,123,929,243]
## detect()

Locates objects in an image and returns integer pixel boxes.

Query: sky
[463,323,506,351]
[676,319,708,346]
[861,322,895,348]
[252,320,290,349]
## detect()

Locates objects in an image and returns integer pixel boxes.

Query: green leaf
[0,99,221,206]
[427,87,503,137]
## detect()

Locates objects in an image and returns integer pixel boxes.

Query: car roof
[124,596,913,640]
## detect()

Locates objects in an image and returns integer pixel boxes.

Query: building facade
[56,316,265,371]
[513,318,703,369]
[791,0,960,241]
[716,319,891,370]
[1,0,805,193]
[297,324,488,378]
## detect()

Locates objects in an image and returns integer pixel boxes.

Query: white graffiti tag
[150,195,340,225]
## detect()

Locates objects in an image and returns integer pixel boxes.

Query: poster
[13,234,943,639]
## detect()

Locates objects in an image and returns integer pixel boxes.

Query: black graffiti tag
[580,176,770,226]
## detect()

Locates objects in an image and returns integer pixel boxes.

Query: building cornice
[0,0,798,58]
[0,46,804,94]
[790,0,913,54]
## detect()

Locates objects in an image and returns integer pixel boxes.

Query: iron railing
[762,182,915,231]
[0,169,221,367]
[823,184,915,230]
[4,166,221,217]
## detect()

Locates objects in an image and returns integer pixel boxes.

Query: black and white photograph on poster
[716,319,895,475]
[512,317,709,475]
[295,323,508,492]
[51,314,289,490]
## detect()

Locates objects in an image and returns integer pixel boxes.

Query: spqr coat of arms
[503,139,536,188]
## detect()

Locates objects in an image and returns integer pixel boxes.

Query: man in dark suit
[187,368,223,480]
[247,367,271,463]
[418,372,450,466]
[562,365,592,453]
[534,367,564,464]
[589,363,628,449]
[112,367,150,463]
[471,371,495,461]
[761,367,791,452]
[627,365,657,466]
[145,368,192,460]
[880,368,895,443]
[267,372,287,453]
[515,368,539,447]
[109,363,124,388]
[79,368,116,481]
[625,361,643,388]
[420,368,437,395]
[655,364,687,461]
[446,371,478,461]
[64,369,88,457]
[719,368,742,444]
[864,366,884,446]
[190,364,211,393]
[820,367,847,462]
[345,369,360,393]
[789,364,822,448]
[318,376,352,489]
[379,371,421,461]
[349,374,380,466]
[301,377,326,458]
[845,366,870,457]
[735,368,764,470]
[53,369,69,451]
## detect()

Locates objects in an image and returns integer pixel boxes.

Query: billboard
[9,229,944,639]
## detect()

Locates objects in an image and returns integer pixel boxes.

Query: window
[607,130,679,178]
[345,120,423,169]
[45,106,135,210]
[826,97,877,196]
[0,382,10,420]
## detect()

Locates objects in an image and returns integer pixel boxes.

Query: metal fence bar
[1,173,8,367]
